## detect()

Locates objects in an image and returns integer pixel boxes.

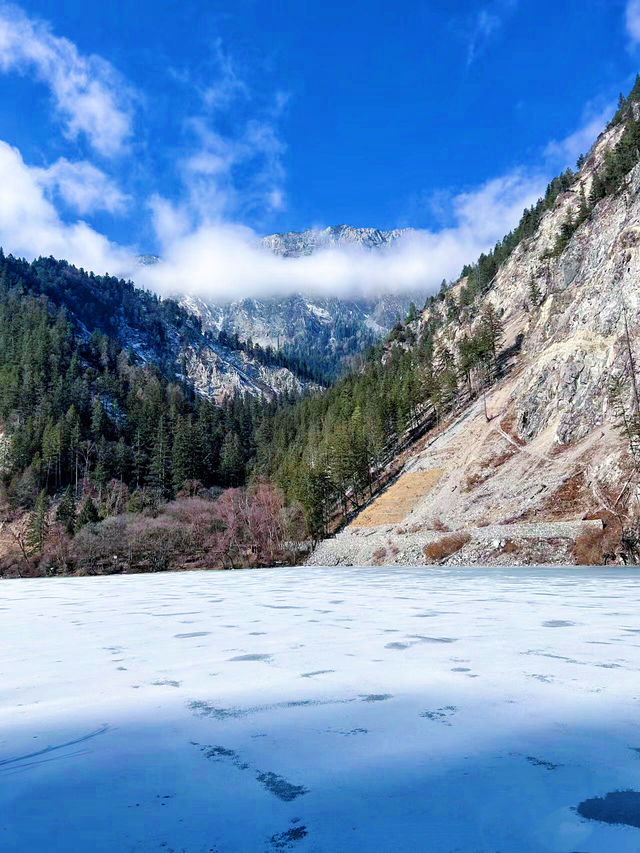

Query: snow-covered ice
[2,565,640,852]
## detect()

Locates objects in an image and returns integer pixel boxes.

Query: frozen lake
[2,566,640,852]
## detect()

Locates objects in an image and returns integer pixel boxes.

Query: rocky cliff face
[310,121,640,567]
[179,336,315,403]
[260,224,410,256]
[183,291,411,351]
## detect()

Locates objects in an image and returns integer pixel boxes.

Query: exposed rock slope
[310,122,640,566]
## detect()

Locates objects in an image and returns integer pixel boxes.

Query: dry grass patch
[424,533,471,564]
[541,472,591,520]
[352,469,444,527]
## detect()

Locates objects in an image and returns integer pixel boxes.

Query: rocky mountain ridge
[260,224,411,256]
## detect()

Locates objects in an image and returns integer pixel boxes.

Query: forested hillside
[0,254,308,575]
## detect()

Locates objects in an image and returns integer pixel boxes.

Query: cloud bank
[0,3,624,307]
[136,168,546,300]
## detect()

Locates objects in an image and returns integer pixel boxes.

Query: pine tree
[406,302,418,323]
[56,485,76,535]
[527,279,542,308]
[132,428,147,489]
[480,303,504,368]
[220,431,244,487]
[26,489,49,555]
[76,496,99,531]
[149,415,171,496]
[171,415,193,492]
[588,172,606,208]
[90,397,106,438]
[577,184,589,225]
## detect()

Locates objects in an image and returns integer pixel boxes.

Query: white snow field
[2,566,640,852]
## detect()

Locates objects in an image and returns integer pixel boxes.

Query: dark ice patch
[189,695,355,720]
[200,745,250,770]
[385,641,409,650]
[300,670,334,678]
[257,770,307,801]
[152,679,181,687]
[228,653,272,662]
[268,825,308,849]
[451,667,471,672]
[420,705,457,724]
[360,693,393,702]
[330,727,368,736]
[189,701,238,720]
[526,756,562,770]
[577,790,640,828]
[174,632,211,638]
[542,620,575,627]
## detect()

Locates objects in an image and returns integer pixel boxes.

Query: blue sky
[0,0,639,299]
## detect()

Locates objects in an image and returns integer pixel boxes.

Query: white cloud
[133,169,545,302]
[627,0,640,45]
[202,39,249,111]
[0,140,135,274]
[178,101,287,222]
[32,158,128,215]
[543,103,614,167]
[465,1,517,66]
[0,3,133,156]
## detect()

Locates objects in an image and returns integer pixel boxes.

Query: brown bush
[433,518,451,532]
[572,520,623,566]
[372,547,387,565]
[424,533,471,563]
[463,473,485,492]
[572,528,605,565]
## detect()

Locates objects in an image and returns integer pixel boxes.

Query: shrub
[372,547,387,565]
[424,533,471,563]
